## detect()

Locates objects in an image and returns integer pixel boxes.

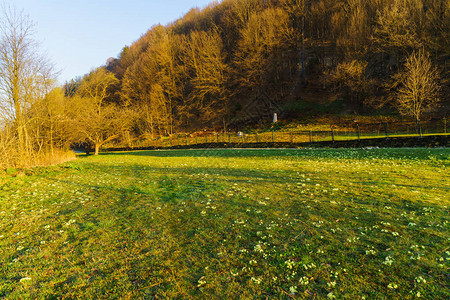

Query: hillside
[80,0,449,133]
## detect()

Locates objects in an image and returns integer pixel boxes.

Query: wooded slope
[72,0,450,133]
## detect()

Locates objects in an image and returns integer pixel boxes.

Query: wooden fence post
[444,117,447,134]
[290,131,293,143]
[256,132,258,143]
[356,123,361,141]
[309,131,313,143]
[228,134,231,143]
[331,127,335,143]
[205,135,208,143]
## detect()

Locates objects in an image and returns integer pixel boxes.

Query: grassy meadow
[0,148,448,299]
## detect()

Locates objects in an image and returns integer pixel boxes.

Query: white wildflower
[289,286,297,294]
[365,249,376,255]
[285,259,295,269]
[387,283,398,289]
[64,219,76,226]
[415,276,426,284]
[197,276,206,287]
[251,277,261,284]
[254,244,263,253]
[299,276,309,285]
[383,256,394,266]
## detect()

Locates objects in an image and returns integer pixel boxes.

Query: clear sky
[8,0,215,84]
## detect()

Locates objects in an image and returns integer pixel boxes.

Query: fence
[116,118,448,149]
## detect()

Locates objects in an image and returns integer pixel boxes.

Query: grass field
[0,148,449,299]
[126,132,449,149]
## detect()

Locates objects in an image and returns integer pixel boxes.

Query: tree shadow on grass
[99,148,449,161]
[36,157,448,298]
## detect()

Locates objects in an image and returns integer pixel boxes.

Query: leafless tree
[396,50,441,134]
[67,96,135,155]
[0,5,54,155]
[70,69,132,155]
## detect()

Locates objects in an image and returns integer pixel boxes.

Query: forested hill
[72,0,449,133]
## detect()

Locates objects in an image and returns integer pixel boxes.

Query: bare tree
[396,50,441,134]
[0,5,54,155]
[183,29,228,127]
[77,67,119,114]
[67,96,134,155]
[28,87,70,154]
[235,8,293,93]
[71,68,132,155]
[122,26,180,136]
[328,60,373,113]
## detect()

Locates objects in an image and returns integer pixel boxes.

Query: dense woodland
[1,0,449,165]
[93,0,449,132]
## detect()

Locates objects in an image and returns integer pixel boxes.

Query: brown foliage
[74,0,449,137]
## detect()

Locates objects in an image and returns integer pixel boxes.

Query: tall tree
[395,50,441,133]
[73,68,125,155]
[182,29,228,127]
[67,95,134,155]
[373,0,422,55]
[28,87,69,154]
[122,26,181,136]
[77,68,119,113]
[328,60,372,112]
[234,8,293,96]
[0,6,54,154]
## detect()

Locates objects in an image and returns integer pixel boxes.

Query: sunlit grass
[0,148,448,299]
[116,131,449,148]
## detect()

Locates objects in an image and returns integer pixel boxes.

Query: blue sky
[9,0,215,84]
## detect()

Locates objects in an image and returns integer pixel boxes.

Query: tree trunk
[94,144,100,155]
[300,15,306,86]
[415,118,422,136]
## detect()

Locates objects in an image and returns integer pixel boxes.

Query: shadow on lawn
[99,148,449,161]
[64,159,449,201]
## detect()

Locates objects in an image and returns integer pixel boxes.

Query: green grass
[121,131,449,148]
[317,132,450,142]
[0,148,449,299]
